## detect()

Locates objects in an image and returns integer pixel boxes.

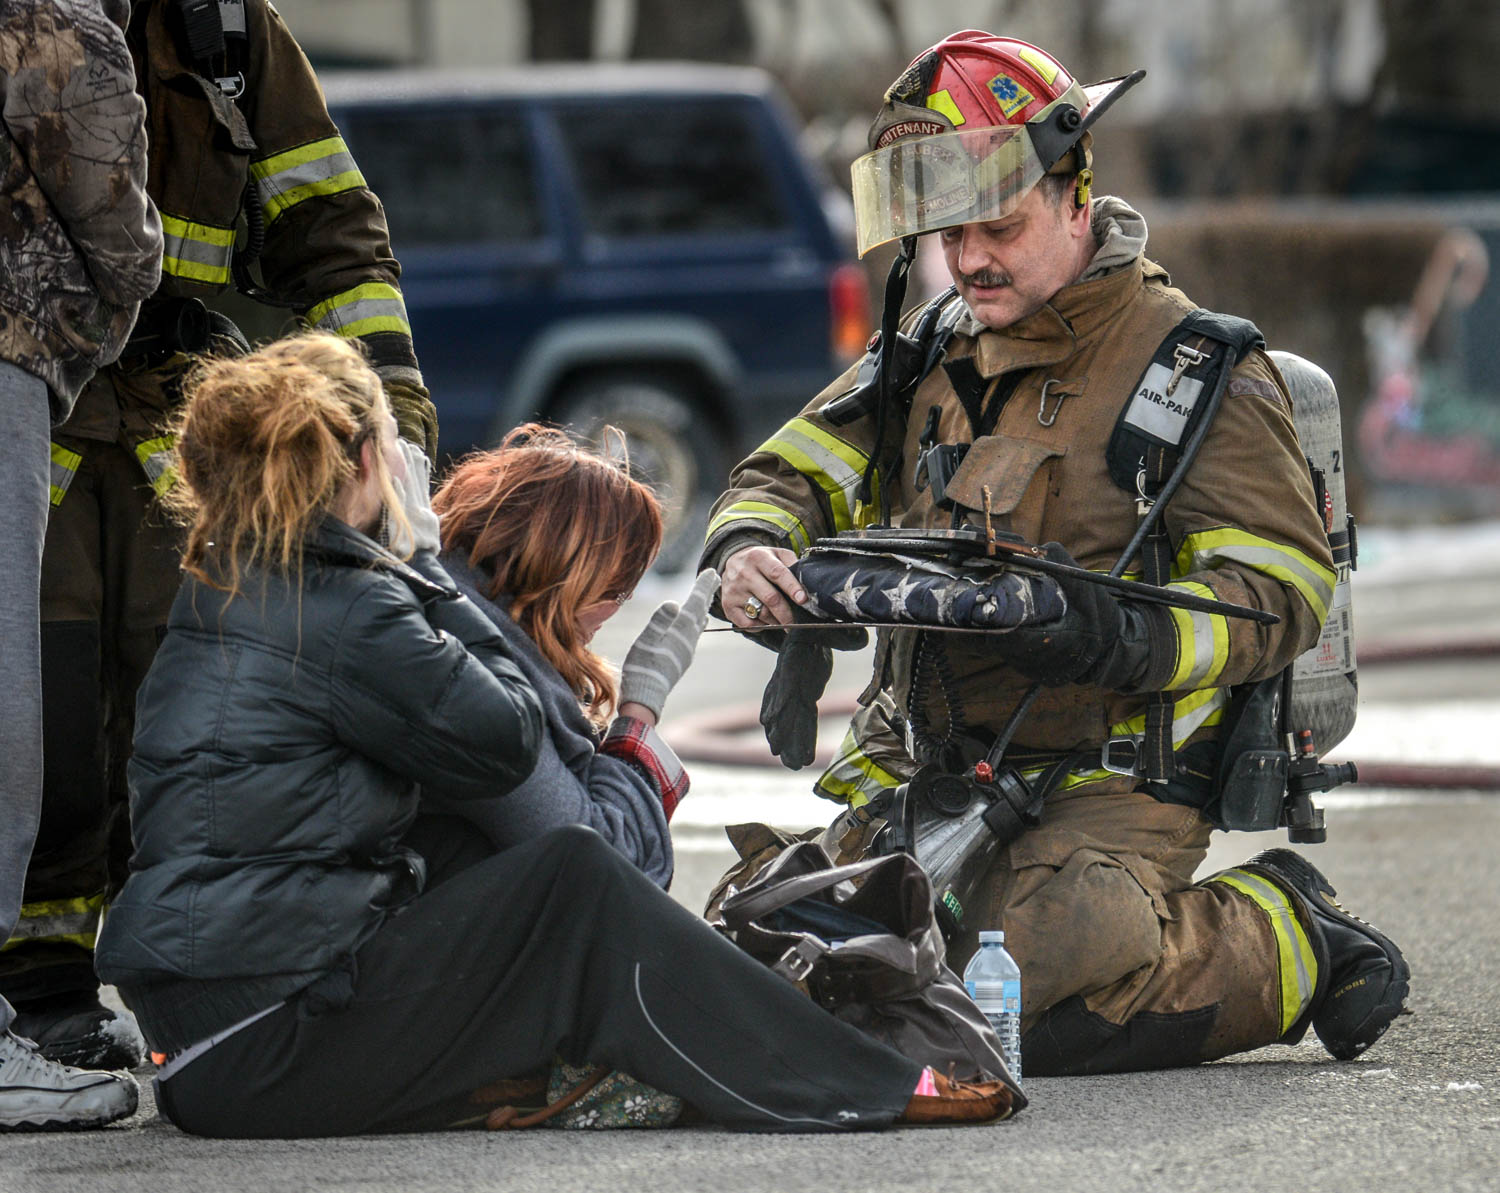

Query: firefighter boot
[10,991,145,1072]
[1241,849,1410,1060]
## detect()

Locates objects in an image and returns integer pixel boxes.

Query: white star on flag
[833,574,870,618]
[880,572,921,620]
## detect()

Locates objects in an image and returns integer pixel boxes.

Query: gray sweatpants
[0,361,52,1034]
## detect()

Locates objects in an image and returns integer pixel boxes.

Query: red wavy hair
[433,424,663,723]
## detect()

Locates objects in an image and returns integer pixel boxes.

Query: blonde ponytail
[166,333,408,600]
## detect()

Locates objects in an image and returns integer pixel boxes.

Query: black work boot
[1241,849,1410,1060]
[10,991,145,1072]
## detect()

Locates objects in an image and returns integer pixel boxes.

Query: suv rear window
[340,107,543,246]
[554,100,788,238]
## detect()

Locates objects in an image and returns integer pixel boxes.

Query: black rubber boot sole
[1245,849,1410,1060]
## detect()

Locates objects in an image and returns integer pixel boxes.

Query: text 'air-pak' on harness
[1103,314,1358,842]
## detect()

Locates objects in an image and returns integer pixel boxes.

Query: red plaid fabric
[601,717,689,820]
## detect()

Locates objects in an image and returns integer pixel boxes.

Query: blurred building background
[274,0,1500,524]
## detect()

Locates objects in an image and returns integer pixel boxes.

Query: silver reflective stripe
[160,214,235,286]
[5,900,101,946]
[252,137,365,222]
[49,442,82,507]
[306,283,412,340]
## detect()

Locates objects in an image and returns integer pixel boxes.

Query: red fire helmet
[851,30,1144,256]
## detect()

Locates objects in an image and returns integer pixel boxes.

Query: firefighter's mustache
[960,268,1012,289]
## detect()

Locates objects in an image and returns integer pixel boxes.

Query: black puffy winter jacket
[95,519,543,1051]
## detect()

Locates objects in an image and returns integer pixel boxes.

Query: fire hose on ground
[663,637,1500,792]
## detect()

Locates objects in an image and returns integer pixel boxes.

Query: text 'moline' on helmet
[851,30,1146,258]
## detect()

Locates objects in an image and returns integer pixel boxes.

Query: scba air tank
[1268,351,1358,751]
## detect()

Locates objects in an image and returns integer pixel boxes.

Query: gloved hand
[994,542,1174,691]
[617,569,719,720]
[760,624,868,770]
[386,438,442,556]
[383,375,440,463]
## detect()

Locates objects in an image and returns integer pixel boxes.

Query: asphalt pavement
[7,524,1499,1193]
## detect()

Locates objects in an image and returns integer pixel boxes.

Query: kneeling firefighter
[703,29,1408,1075]
[0,0,438,1069]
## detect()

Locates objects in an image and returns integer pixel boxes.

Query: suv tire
[551,374,726,574]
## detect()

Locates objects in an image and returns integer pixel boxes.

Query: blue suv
[321,63,870,567]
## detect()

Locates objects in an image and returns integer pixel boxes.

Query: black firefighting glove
[995,542,1176,692]
[760,624,868,770]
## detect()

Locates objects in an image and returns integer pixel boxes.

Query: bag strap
[718,845,920,931]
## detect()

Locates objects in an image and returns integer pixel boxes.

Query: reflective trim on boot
[1238,849,1410,1060]
[1205,867,1321,1038]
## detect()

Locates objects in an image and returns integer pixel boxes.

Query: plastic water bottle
[963,929,1022,1082]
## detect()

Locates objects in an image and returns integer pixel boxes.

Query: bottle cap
[978,930,1006,945]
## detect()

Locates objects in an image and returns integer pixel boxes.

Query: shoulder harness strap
[1105,309,1265,782]
[819,286,964,429]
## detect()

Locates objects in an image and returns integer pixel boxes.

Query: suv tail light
[829,263,873,365]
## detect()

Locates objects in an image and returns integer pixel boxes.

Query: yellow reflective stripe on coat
[307,282,413,341]
[251,135,366,223]
[1163,580,1231,689]
[814,727,903,809]
[134,435,178,496]
[1175,527,1336,625]
[159,213,235,286]
[2,893,106,952]
[757,417,874,532]
[1208,868,1318,1034]
[707,499,812,554]
[49,442,82,507]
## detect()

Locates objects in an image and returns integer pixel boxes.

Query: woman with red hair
[430,424,713,887]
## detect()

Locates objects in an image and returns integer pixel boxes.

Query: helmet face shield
[851,124,1045,258]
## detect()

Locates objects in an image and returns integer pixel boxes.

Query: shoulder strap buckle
[1167,344,1209,396]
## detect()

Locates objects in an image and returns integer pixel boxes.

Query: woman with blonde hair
[94,332,1017,1137]
[430,425,713,887]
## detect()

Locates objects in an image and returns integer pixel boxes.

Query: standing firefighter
[1,0,437,1069]
[705,31,1409,1074]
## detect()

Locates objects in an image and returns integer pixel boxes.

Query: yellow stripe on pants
[1208,869,1318,1035]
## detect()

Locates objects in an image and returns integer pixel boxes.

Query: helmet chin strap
[859,235,920,525]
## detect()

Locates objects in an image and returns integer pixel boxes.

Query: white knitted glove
[617,569,719,720]
[386,438,441,555]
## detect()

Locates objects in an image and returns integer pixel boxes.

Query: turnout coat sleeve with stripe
[703,251,1336,800]
[128,0,417,378]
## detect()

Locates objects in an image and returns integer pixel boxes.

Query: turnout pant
[152,825,923,1136]
[957,783,1309,1075]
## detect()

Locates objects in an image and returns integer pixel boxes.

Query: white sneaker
[0,1030,138,1131]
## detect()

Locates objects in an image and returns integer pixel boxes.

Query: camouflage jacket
[59,0,434,454]
[0,0,162,416]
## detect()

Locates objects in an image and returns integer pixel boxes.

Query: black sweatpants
[153,825,921,1136]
